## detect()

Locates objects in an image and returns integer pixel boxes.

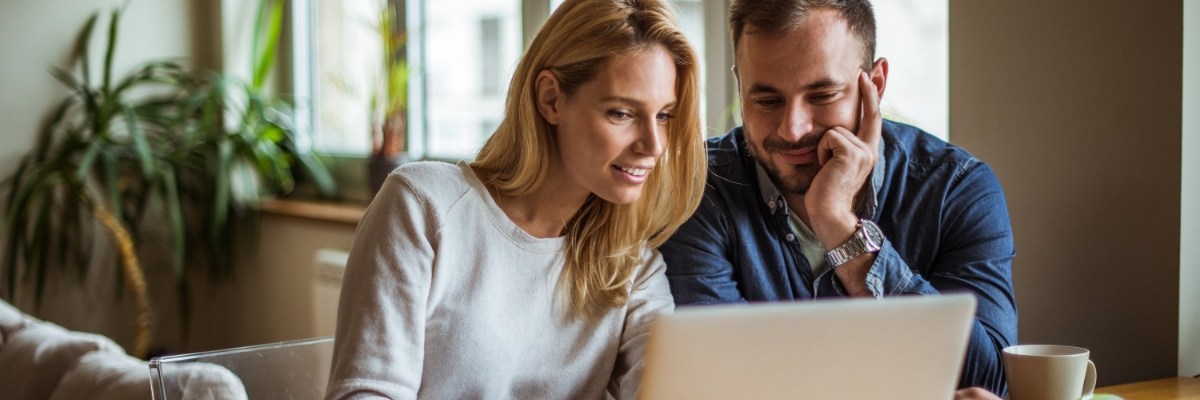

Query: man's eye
[754,98,782,108]
[811,92,838,103]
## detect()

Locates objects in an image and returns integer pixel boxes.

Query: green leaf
[49,67,87,97]
[3,158,34,224]
[76,13,99,90]
[3,162,32,296]
[122,106,155,176]
[35,97,79,163]
[4,221,22,297]
[75,139,104,182]
[211,139,232,242]
[30,186,54,286]
[102,8,121,97]
[295,152,337,198]
[101,150,123,223]
[160,165,185,279]
[251,0,284,90]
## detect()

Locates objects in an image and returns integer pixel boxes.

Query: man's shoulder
[882,120,980,172]
[701,127,758,193]
[704,127,747,166]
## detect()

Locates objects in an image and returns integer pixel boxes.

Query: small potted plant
[367,2,409,194]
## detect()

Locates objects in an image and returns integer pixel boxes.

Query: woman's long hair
[471,0,705,318]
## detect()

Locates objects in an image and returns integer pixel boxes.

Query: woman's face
[542,45,678,205]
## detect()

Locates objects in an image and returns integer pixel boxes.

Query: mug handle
[1081,359,1097,398]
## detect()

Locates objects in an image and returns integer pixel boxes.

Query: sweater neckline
[457,161,565,254]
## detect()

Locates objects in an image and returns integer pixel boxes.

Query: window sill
[258,198,366,225]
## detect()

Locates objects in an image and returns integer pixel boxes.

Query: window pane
[420,0,521,160]
[875,0,948,140]
[311,0,387,155]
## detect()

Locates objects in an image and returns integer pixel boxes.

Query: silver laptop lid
[640,294,977,400]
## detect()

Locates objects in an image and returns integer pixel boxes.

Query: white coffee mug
[1003,344,1097,400]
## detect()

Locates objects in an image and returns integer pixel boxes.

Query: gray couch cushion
[154,360,248,398]
[0,322,125,400]
[0,299,31,339]
[49,351,151,400]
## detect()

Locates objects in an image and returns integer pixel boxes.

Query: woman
[324,0,705,398]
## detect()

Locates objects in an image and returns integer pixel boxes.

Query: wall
[950,0,1183,386]
[1182,0,1200,379]
[184,213,357,351]
[0,0,219,352]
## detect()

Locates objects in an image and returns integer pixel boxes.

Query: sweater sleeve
[609,250,676,400]
[326,174,439,400]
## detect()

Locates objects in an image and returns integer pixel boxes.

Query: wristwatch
[824,219,885,268]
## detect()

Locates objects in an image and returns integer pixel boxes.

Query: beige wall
[0,0,216,174]
[951,0,1183,386]
[1182,0,1200,379]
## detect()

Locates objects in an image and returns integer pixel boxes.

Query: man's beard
[746,129,825,195]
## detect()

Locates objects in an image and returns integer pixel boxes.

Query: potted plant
[1,1,335,358]
[367,2,410,194]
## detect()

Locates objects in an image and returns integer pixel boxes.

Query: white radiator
[312,248,349,337]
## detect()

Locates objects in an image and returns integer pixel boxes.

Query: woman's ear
[535,70,562,125]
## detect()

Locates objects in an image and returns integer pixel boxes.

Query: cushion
[49,351,151,400]
[161,362,248,400]
[0,299,32,339]
[0,322,125,400]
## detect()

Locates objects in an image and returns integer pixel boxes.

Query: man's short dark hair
[729,0,877,70]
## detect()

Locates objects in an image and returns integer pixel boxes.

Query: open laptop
[640,294,977,400]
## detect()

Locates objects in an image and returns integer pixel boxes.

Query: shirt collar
[756,139,886,219]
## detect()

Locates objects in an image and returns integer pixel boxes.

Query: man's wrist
[814,213,859,251]
[824,219,885,268]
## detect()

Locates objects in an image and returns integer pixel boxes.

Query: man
[660,0,1017,396]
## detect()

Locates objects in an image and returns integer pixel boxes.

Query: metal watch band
[824,219,884,267]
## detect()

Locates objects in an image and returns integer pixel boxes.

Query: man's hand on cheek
[806,71,882,250]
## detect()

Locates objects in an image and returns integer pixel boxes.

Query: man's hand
[805,71,883,296]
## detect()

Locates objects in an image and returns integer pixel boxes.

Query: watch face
[860,220,885,249]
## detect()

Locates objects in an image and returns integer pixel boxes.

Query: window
[480,17,504,97]
[875,0,948,140]
[303,0,390,155]
[294,0,948,160]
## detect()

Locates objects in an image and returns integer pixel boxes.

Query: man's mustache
[760,131,825,152]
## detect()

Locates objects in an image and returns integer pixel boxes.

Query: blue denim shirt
[660,121,1018,395]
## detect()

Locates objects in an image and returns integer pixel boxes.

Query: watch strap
[824,219,883,267]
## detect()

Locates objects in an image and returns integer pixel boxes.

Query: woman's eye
[608,110,633,121]
[656,112,674,123]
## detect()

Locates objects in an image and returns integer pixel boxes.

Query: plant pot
[368,153,411,196]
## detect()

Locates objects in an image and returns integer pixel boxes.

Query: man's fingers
[817,127,858,166]
[857,71,882,150]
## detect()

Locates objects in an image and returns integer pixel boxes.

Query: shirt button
[768,200,776,209]
[785,233,796,242]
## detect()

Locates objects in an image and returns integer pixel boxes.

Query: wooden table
[1095,377,1200,399]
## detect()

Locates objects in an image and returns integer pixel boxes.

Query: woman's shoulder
[374,161,479,214]
[385,161,474,196]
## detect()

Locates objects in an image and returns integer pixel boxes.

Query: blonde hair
[471,0,705,318]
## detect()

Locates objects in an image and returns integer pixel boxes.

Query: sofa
[0,298,150,399]
[0,299,248,400]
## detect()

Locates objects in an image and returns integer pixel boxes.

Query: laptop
[639,294,977,400]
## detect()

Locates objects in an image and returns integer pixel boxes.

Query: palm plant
[1,1,334,358]
[368,1,410,193]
